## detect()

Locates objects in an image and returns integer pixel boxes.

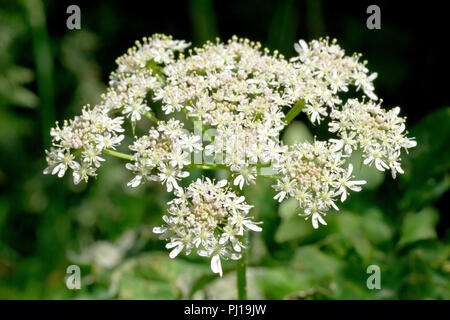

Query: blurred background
[0,0,449,299]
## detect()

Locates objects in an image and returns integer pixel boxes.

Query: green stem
[101,149,277,179]
[22,0,55,148]
[259,174,280,180]
[186,163,228,170]
[284,99,305,124]
[100,151,230,171]
[236,233,248,300]
[143,110,159,123]
[102,149,133,160]
[101,149,226,169]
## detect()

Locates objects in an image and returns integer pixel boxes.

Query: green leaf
[194,266,328,300]
[399,107,450,210]
[275,198,313,242]
[398,207,439,248]
[292,245,342,278]
[255,267,316,300]
[275,217,313,243]
[361,208,393,244]
[0,74,38,108]
[118,274,177,299]
[334,212,373,262]
[109,252,209,299]
[278,197,298,219]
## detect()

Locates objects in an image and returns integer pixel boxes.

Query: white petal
[153,227,167,234]
[219,234,229,245]
[230,253,241,260]
[233,175,242,187]
[312,213,327,229]
[57,167,66,178]
[52,164,63,176]
[331,140,344,152]
[166,242,178,249]
[368,72,378,81]
[347,163,353,176]
[312,215,319,229]
[169,244,183,259]
[166,179,174,192]
[128,176,142,188]
[217,179,228,188]
[197,249,209,257]
[317,214,327,227]
[340,191,347,202]
[211,254,223,277]
[348,185,362,192]
[179,171,189,178]
[375,159,387,171]
[243,221,262,232]
[331,201,340,211]
[273,191,286,203]
[43,166,52,175]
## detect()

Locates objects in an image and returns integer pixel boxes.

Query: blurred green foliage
[0,0,448,299]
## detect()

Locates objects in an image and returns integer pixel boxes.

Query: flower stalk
[284,99,305,124]
[143,110,160,123]
[102,149,133,160]
[236,233,248,300]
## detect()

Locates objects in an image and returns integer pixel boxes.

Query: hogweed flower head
[43,34,416,275]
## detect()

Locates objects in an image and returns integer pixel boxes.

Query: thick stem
[236,233,248,300]
[284,99,305,124]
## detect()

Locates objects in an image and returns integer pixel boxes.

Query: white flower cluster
[154,37,293,186]
[109,35,190,121]
[329,99,416,178]
[44,34,416,274]
[272,141,366,229]
[126,119,202,191]
[292,38,378,105]
[44,34,189,183]
[44,106,125,183]
[153,178,262,277]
